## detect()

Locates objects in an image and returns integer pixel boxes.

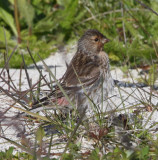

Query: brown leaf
[145,105,152,112]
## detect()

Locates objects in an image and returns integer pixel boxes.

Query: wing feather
[62,52,101,87]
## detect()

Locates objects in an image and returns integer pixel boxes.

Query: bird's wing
[61,52,101,88]
[32,52,101,108]
[48,52,101,97]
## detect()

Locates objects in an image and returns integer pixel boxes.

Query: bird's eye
[94,38,99,42]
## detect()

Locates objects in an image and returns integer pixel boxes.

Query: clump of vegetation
[0,0,158,68]
[0,46,158,159]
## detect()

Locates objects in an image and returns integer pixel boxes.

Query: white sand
[0,47,157,155]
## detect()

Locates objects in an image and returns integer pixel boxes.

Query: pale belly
[76,72,114,113]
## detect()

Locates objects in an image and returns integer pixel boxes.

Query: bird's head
[78,29,109,55]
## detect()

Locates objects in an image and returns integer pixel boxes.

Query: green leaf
[0,27,11,42]
[8,0,14,5]
[125,21,141,38]
[62,153,73,160]
[109,53,120,62]
[36,126,45,145]
[6,147,14,159]
[0,7,17,36]
[60,0,78,29]
[17,0,35,27]
[140,146,149,159]
[34,18,54,33]
[89,147,100,160]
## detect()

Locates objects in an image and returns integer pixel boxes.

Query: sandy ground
[0,47,158,155]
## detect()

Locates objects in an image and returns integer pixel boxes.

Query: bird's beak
[102,38,110,44]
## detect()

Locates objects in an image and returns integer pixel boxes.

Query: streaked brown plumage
[33,29,114,114]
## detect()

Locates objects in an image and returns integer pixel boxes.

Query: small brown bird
[33,29,114,114]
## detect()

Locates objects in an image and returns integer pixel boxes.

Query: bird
[32,29,114,116]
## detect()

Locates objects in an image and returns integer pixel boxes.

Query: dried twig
[135,0,158,16]
[75,8,148,26]
[21,53,36,102]
[0,45,17,76]
[27,47,52,90]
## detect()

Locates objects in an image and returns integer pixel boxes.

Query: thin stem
[135,0,158,16]
[121,1,127,45]
[14,0,21,43]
